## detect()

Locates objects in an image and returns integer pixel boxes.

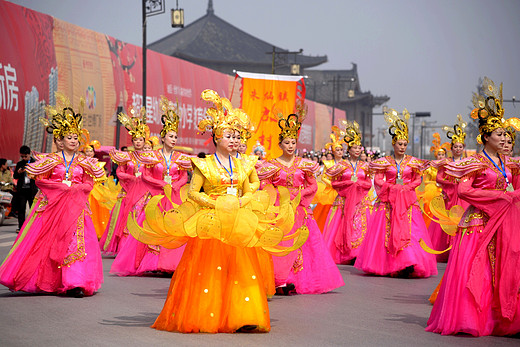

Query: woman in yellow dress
[128,90,305,333]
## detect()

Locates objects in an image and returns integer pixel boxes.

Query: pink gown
[322,160,372,264]
[110,150,192,276]
[354,155,438,277]
[259,157,344,294]
[99,150,147,255]
[0,153,104,295]
[427,159,470,262]
[426,153,520,336]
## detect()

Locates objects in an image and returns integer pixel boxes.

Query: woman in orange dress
[127,90,305,333]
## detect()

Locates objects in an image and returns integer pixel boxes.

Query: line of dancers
[1,77,520,337]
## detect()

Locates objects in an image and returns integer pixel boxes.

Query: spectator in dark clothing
[13,146,38,231]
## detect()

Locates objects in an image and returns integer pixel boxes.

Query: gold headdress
[40,92,84,139]
[277,103,307,143]
[442,114,467,145]
[430,132,450,157]
[118,106,150,140]
[325,125,346,151]
[470,77,520,144]
[384,108,410,144]
[342,120,362,148]
[159,95,180,138]
[504,117,520,147]
[79,129,101,152]
[145,136,160,149]
[198,89,236,138]
[233,108,254,144]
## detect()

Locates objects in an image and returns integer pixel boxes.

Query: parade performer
[127,89,307,333]
[0,93,105,297]
[99,107,150,255]
[418,133,451,261]
[259,109,344,295]
[427,78,520,336]
[79,130,111,239]
[229,111,276,296]
[322,121,372,264]
[354,109,437,278]
[313,126,343,232]
[110,96,191,276]
[502,124,515,156]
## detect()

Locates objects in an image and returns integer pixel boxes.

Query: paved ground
[0,217,518,347]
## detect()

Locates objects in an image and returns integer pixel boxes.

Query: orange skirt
[152,238,271,333]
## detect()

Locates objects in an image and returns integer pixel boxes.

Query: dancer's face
[349,145,362,159]
[501,134,513,156]
[451,142,465,158]
[435,150,446,160]
[393,140,408,157]
[216,129,236,154]
[162,131,178,150]
[132,137,145,150]
[63,133,79,152]
[484,128,506,153]
[279,137,297,157]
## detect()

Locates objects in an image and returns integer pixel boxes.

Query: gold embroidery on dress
[61,211,86,267]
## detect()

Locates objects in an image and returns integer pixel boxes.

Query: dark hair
[121,146,127,151]
[19,145,31,155]
[480,131,492,145]
[212,134,217,147]
[0,158,6,166]
[197,152,206,158]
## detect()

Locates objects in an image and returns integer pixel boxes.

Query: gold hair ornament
[40,92,84,139]
[384,108,410,144]
[159,95,180,138]
[118,106,150,140]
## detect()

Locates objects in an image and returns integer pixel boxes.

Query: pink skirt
[323,203,370,264]
[354,204,437,278]
[0,213,103,295]
[109,204,184,276]
[427,221,451,263]
[426,227,520,336]
[284,214,345,294]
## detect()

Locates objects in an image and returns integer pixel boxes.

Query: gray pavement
[0,217,518,346]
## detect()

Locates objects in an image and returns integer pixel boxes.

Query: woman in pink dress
[99,108,150,255]
[259,112,344,294]
[110,97,191,275]
[427,79,520,336]
[322,121,372,264]
[0,94,105,297]
[502,125,515,156]
[354,109,437,278]
[426,117,469,263]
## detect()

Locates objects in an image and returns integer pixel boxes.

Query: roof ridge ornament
[207,0,214,15]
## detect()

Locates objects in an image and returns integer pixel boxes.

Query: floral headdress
[342,120,362,148]
[471,77,520,144]
[159,95,180,138]
[198,89,237,138]
[118,106,150,140]
[40,92,84,139]
[79,129,101,152]
[325,124,346,151]
[442,114,467,146]
[384,108,410,144]
[277,103,307,143]
[430,132,450,157]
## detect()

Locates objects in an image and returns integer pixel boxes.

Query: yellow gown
[128,155,305,333]
[312,159,338,232]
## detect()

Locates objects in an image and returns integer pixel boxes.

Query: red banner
[0,1,230,161]
[0,3,57,160]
